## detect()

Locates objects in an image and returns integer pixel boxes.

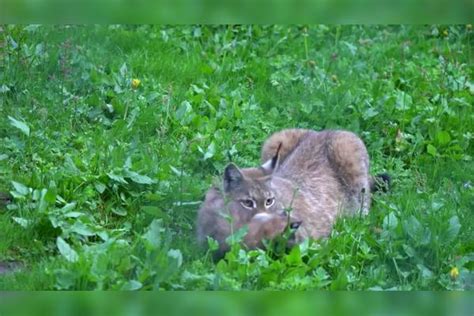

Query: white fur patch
[253,213,272,222]
[261,159,273,171]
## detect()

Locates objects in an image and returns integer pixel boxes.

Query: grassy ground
[0,25,472,290]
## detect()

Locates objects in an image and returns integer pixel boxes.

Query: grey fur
[197,129,374,257]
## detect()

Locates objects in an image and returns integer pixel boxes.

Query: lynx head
[223,143,282,221]
[219,145,301,249]
[223,163,279,222]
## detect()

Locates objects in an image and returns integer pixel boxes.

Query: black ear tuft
[223,163,244,192]
[271,142,282,169]
[290,221,302,230]
[261,142,282,174]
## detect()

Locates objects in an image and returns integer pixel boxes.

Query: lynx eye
[240,199,255,209]
[265,197,275,207]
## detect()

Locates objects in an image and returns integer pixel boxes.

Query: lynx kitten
[197,129,389,258]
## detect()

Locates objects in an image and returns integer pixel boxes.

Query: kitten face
[223,163,281,224]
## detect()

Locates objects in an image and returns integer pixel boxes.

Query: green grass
[0,25,472,290]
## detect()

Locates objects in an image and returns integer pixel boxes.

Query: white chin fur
[253,213,272,222]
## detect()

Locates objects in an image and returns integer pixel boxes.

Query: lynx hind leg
[261,128,310,163]
[328,131,371,215]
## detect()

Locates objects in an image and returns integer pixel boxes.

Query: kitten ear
[223,163,244,192]
[261,142,282,174]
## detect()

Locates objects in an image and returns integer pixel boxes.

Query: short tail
[0,191,12,207]
[370,173,391,193]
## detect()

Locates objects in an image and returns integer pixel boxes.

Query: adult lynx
[197,129,389,258]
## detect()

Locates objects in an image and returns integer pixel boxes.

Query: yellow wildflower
[131,78,141,89]
[442,29,448,37]
[450,267,459,279]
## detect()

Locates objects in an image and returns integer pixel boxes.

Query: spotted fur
[197,129,379,258]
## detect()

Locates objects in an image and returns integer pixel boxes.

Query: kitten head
[223,163,279,222]
[222,143,283,221]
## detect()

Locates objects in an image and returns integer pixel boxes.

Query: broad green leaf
[404,215,431,246]
[146,92,160,102]
[331,271,349,290]
[383,212,399,230]
[427,144,437,156]
[403,244,417,258]
[23,24,41,32]
[395,90,413,110]
[119,62,128,77]
[94,182,107,194]
[404,215,422,238]
[436,131,451,146]
[170,166,186,176]
[168,249,183,268]
[70,221,95,236]
[35,43,44,56]
[54,269,76,290]
[143,219,164,247]
[107,172,128,184]
[121,280,142,291]
[446,215,461,242]
[125,170,156,184]
[12,216,30,228]
[111,207,127,216]
[56,237,78,262]
[285,245,302,266]
[203,142,215,160]
[63,211,84,218]
[141,206,163,216]
[8,37,18,49]
[48,212,63,228]
[363,107,379,119]
[175,101,192,121]
[417,264,434,279]
[124,157,132,169]
[0,85,11,93]
[225,225,248,245]
[64,155,80,175]
[9,191,25,199]
[37,188,49,212]
[191,84,204,94]
[44,187,57,204]
[98,231,109,241]
[342,41,357,55]
[32,189,41,201]
[8,116,30,136]
[11,181,29,195]
[60,202,77,213]
[207,236,219,251]
[300,102,313,114]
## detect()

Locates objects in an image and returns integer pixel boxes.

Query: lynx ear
[223,163,244,192]
[261,142,282,174]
